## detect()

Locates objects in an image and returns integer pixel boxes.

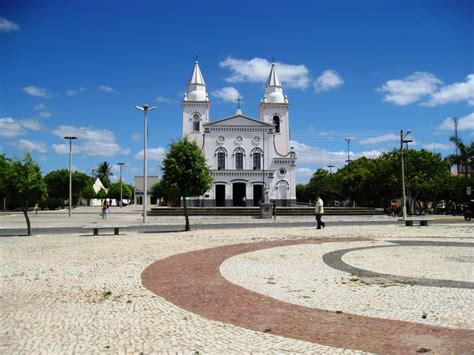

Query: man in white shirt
[315,194,326,229]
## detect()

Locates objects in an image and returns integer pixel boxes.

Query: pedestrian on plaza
[272,201,276,220]
[101,200,109,220]
[315,194,326,229]
[390,200,397,217]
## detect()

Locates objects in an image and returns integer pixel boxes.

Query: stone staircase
[148,206,382,216]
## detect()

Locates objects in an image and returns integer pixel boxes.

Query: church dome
[265,91,285,103]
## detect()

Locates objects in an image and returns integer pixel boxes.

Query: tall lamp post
[344,138,352,207]
[64,136,77,217]
[400,129,412,220]
[327,165,334,174]
[117,162,125,208]
[135,105,157,223]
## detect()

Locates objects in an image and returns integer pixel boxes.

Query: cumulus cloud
[66,87,85,96]
[219,56,310,89]
[22,86,54,98]
[34,103,47,111]
[155,96,170,103]
[51,125,130,157]
[291,140,382,166]
[0,117,44,137]
[421,143,453,151]
[296,167,314,178]
[314,70,344,93]
[0,17,20,33]
[359,133,399,145]
[438,113,474,131]
[378,72,442,105]
[211,87,241,103]
[15,139,48,153]
[134,147,166,162]
[424,74,474,107]
[99,85,116,93]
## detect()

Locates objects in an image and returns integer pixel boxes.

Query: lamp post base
[260,203,272,219]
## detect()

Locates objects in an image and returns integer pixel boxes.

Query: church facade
[182,61,297,207]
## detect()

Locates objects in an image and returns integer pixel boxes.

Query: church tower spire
[184,60,209,102]
[262,62,285,104]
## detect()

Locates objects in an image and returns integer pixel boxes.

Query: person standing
[315,194,326,229]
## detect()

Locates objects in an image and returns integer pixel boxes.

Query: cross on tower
[195,55,199,63]
[237,96,241,109]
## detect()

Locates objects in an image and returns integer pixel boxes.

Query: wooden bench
[83,225,128,235]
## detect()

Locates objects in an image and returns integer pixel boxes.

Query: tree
[150,180,169,205]
[0,155,10,207]
[44,169,91,206]
[108,182,132,202]
[4,153,48,236]
[447,137,474,178]
[95,161,113,188]
[162,137,212,231]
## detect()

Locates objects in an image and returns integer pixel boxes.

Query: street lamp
[327,165,334,174]
[135,105,157,223]
[64,136,77,217]
[400,129,412,220]
[344,138,352,207]
[117,162,125,208]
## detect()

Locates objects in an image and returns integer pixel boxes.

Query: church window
[253,152,261,170]
[235,152,243,169]
[217,152,225,170]
[192,113,200,132]
[273,115,280,133]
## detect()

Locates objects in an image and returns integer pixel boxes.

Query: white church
[182,60,297,207]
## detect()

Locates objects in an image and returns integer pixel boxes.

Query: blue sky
[1,0,473,183]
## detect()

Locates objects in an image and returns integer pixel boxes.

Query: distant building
[92,178,107,194]
[134,176,160,205]
[182,60,297,207]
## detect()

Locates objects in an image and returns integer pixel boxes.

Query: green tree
[44,169,90,206]
[150,180,169,205]
[162,137,212,231]
[96,188,107,199]
[95,161,113,188]
[108,182,132,203]
[305,169,342,206]
[0,155,11,208]
[4,153,48,236]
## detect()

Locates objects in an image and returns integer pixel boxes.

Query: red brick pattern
[142,237,474,353]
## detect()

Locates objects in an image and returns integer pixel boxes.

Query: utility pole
[453,117,460,174]
[344,138,352,207]
[117,163,125,208]
[400,129,412,220]
[64,136,77,217]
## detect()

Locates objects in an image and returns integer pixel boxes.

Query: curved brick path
[141,237,474,353]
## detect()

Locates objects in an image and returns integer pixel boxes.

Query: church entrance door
[253,185,263,206]
[215,185,225,207]
[232,183,246,206]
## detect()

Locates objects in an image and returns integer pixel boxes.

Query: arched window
[235,152,243,169]
[253,152,261,170]
[273,115,280,133]
[216,147,227,170]
[192,113,200,132]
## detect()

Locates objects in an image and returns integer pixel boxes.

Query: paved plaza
[1,218,473,353]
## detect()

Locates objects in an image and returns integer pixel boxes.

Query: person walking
[101,200,108,220]
[390,200,397,217]
[315,194,326,229]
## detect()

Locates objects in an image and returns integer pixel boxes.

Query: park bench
[82,224,129,236]
[402,218,433,227]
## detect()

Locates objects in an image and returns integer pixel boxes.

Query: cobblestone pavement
[1,223,473,353]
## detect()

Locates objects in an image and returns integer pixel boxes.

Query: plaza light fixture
[400,129,412,220]
[135,105,157,223]
[327,165,335,174]
[117,162,125,208]
[344,138,352,207]
[63,136,78,217]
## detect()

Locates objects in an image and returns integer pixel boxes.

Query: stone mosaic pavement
[1,223,473,353]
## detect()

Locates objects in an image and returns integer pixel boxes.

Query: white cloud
[421,143,453,151]
[438,113,474,131]
[219,56,310,89]
[131,133,141,142]
[314,70,344,93]
[291,140,382,166]
[99,85,116,93]
[66,87,85,96]
[0,117,44,137]
[134,147,166,162]
[22,86,54,98]
[155,96,170,103]
[51,125,130,157]
[15,139,48,153]
[377,72,442,105]
[359,133,399,145]
[424,74,474,107]
[37,111,52,118]
[34,103,47,111]
[0,17,20,33]
[211,87,241,103]
[296,167,313,177]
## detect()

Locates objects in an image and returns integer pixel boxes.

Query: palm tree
[95,161,113,188]
[448,137,473,178]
